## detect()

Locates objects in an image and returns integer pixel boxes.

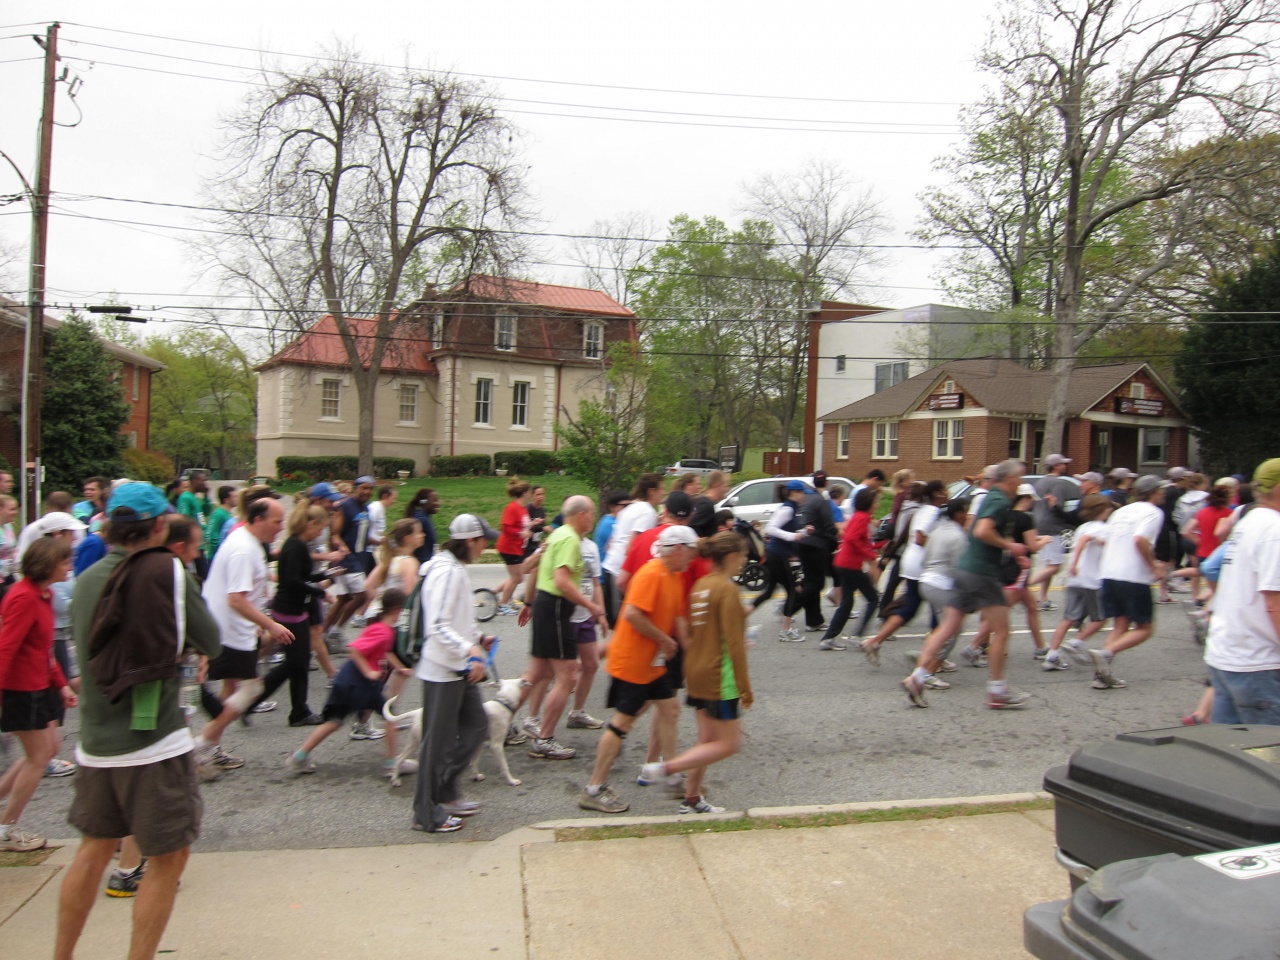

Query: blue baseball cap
[107,483,172,522]
[309,482,343,502]
[784,479,808,492]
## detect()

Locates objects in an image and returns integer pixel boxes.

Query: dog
[382,677,526,789]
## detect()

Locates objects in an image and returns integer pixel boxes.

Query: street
[19,564,1209,849]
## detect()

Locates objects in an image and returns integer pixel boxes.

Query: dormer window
[496,310,516,351]
[1129,382,1145,399]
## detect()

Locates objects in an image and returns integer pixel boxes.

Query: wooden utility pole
[21,22,59,524]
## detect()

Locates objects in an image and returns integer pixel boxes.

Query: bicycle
[473,586,498,623]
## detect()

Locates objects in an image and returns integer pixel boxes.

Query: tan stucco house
[255,276,638,475]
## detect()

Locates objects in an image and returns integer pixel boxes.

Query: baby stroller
[732,518,768,590]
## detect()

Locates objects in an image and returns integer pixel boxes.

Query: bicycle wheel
[737,561,767,591]
[473,587,498,622]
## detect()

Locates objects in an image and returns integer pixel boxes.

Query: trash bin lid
[1053,724,1280,844]
[1063,847,1280,960]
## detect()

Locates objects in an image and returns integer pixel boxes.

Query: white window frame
[512,380,530,428]
[427,309,443,351]
[873,420,899,459]
[397,383,418,425]
[1008,420,1025,461]
[496,309,516,352]
[583,322,603,360]
[1130,382,1146,399]
[836,422,850,459]
[474,378,493,426]
[874,361,909,394]
[1140,427,1169,465]
[943,379,956,394]
[320,378,342,420]
[934,418,964,460]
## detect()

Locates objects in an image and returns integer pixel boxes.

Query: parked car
[716,475,857,525]
[663,458,721,479]
[949,475,1081,513]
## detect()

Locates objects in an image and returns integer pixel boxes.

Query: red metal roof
[260,315,436,375]
[459,275,634,318]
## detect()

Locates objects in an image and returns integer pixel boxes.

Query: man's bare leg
[587,712,637,788]
[128,846,190,960]
[537,659,581,740]
[54,837,117,960]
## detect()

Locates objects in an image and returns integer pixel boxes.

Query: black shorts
[685,695,740,720]
[499,552,524,567]
[68,753,202,856]
[321,663,386,721]
[1154,528,1180,563]
[664,647,685,690]
[606,673,674,716]
[207,646,259,681]
[0,686,64,732]
[307,594,323,626]
[1101,579,1154,627]
[881,578,924,623]
[530,591,577,660]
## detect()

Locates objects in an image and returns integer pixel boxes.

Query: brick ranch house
[255,276,637,475]
[0,296,163,467]
[818,357,1189,481]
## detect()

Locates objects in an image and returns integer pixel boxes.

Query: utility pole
[21,22,59,525]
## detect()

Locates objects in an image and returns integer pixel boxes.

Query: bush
[496,450,561,475]
[274,456,416,480]
[123,448,175,484]
[428,454,492,477]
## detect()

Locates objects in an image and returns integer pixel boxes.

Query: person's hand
[467,661,486,684]
[1045,494,1058,507]
[658,635,678,659]
[266,620,294,644]
[1008,541,1027,556]
[197,655,209,683]
[61,685,78,708]
[517,605,533,628]
[397,666,414,677]
[795,529,808,540]
[740,693,753,710]
[587,601,604,621]
[480,635,497,651]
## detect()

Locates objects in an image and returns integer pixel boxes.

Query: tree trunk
[353,368,377,477]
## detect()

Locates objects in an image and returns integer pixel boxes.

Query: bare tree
[200,51,529,473]
[568,212,655,313]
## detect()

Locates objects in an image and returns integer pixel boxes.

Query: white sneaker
[522,716,542,737]
[350,721,385,740]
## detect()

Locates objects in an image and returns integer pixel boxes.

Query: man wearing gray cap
[1103,468,1137,507]
[1031,454,1078,612]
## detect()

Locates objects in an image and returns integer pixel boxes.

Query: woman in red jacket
[0,536,75,852]
[817,487,882,650]
[495,478,532,615]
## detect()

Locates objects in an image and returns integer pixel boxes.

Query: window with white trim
[426,309,443,350]
[1129,382,1145,399]
[1140,427,1168,465]
[873,421,899,458]
[835,355,846,373]
[837,423,850,459]
[320,379,341,419]
[475,378,493,425]
[1008,420,1025,460]
[583,322,603,360]
[874,361,909,394]
[398,384,418,424]
[512,381,529,427]
[496,310,516,351]
[943,379,956,394]
[934,419,964,459]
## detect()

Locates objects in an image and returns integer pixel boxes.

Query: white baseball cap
[656,525,698,549]
[449,514,498,540]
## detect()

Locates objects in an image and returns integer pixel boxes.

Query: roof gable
[454,275,634,318]
[259,315,436,375]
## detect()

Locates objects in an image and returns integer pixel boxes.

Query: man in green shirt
[55,483,222,960]
[176,471,212,578]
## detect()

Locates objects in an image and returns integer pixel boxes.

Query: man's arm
[974,517,1026,554]
[553,565,603,618]
[621,603,677,658]
[1262,591,1280,641]
[227,591,292,642]
[1134,536,1158,579]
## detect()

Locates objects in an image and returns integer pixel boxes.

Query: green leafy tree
[40,315,129,492]
[1175,244,1280,475]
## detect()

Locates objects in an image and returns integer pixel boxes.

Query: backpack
[393,574,428,668]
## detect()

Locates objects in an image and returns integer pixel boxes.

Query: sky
[0,1,999,344]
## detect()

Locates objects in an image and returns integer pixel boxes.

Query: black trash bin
[1025,847,1280,960]
[1043,723,1280,887]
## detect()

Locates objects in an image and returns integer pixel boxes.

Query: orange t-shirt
[607,557,687,685]
[623,524,712,592]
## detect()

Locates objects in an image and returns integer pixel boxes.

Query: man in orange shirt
[578,525,697,814]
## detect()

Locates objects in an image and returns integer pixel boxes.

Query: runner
[818,486,881,649]
[404,487,440,564]
[602,473,664,629]
[795,471,837,632]
[750,481,810,641]
[898,497,972,695]
[1042,493,1114,671]
[496,478,533,615]
[1030,453,1077,612]
[323,476,375,639]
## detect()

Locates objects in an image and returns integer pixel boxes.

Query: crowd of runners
[0,452,1278,957]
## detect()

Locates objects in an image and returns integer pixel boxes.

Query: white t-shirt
[368,500,387,546]
[603,500,656,575]
[1205,507,1280,673]
[899,504,941,582]
[1067,520,1110,590]
[202,525,268,652]
[1098,500,1163,585]
[919,518,968,591]
[572,537,601,624]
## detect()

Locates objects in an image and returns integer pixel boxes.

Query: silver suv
[717,475,857,525]
[663,458,721,479]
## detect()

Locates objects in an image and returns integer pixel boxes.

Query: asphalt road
[18,565,1211,850]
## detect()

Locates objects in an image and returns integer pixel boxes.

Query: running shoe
[431,816,466,833]
[1032,646,1050,661]
[497,604,519,616]
[679,797,726,814]
[566,709,604,729]
[818,638,846,651]
[901,676,927,708]
[251,700,277,714]
[527,738,575,760]
[578,785,629,813]
[1090,674,1128,690]
[986,689,1031,709]
[1064,639,1093,665]
[350,720,385,740]
[861,639,880,666]
[960,646,987,668]
[636,761,666,785]
[288,713,325,727]
[805,621,828,633]
[0,827,45,852]
[522,716,543,737]
[105,860,147,898]
[267,652,286,665]
[210,745,244,769]
[441,799,479,816]
[504,724,530,746]
[44,757,76,777]
[1042,655,1071,671]
[922,674,950,690]
[1037,600,1056,612]
[1088,649,1113,681]
[286,753,317,774]
[936,659,957,674]
[778,629,803,642]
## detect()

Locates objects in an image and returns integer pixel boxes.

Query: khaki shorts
[68,753,203,857]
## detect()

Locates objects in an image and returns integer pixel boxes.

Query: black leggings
[753,551,801,618]
[257,617,313,723]
[822,567,880,641]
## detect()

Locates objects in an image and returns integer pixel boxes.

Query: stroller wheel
[737,561,767,591]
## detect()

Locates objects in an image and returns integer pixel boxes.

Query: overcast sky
[0,1,998,337]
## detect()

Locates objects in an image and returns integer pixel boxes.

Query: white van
[717,476,857,525]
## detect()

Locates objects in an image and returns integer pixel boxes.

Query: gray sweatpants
[413,679,487,832]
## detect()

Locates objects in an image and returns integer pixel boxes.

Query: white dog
[382,677,525,789]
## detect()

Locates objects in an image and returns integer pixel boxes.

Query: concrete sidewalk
[0,794,1065,959]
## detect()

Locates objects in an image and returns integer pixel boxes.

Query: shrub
[373,456,416,477]
[496,450,561,475]
[275,456,416,480]
[428,454,492,476]
[123,448,175,484]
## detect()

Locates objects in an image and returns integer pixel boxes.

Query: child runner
[1043,494,1114,671]
[638,530,753,813]
[286,588,412,778]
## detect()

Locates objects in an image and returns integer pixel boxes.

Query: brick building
[0,297,163,467]
[818,357,1188,481]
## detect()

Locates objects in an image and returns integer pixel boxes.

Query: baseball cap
[1252,459,1280,494]
[309,482,343,502]
[1166,466,1191,480]
[812,470,827,486]
[1078,493,1112,522]
[448,513,498,540]
[784,479,808,492]
[656,525,698,549]
[1214,476,1239,488]
[664,490,694,519]
[1043,453,1071,468]
[1016,483,1037,498]
[41,511,87,534]
[1074,471,1104,486]
[107,483,172,522]
[1109,468,1137,480]
[354,475,376,487]
[1133,475,1167,497]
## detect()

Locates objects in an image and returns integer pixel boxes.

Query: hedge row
[495,450,561,475]
[275,456,416,480]
[428,454,492,477]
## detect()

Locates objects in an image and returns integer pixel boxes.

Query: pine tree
[40,315,130,493]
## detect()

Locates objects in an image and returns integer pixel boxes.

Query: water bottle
[745,625,760,648]
[180,654,201,721]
